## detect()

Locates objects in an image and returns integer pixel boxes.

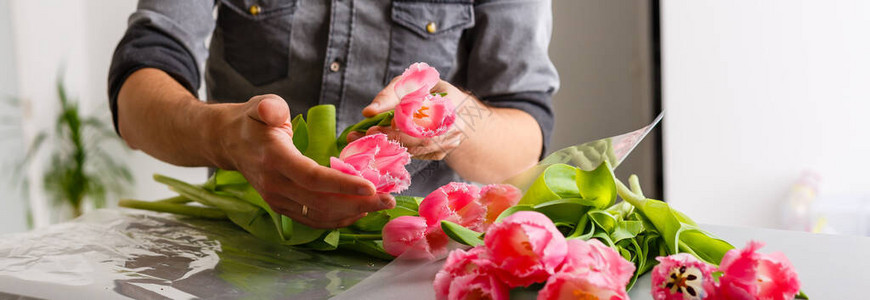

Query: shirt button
[329,61,341,72]
[249,4,261,16]
[426,22,437,34]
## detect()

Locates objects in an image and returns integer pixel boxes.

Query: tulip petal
[484,211,568,287]
[394,62,440,100]
[329,133,411,194]
[418,182,485,230]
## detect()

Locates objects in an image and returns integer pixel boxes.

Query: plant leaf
[575,160,617,209]
[303,105,339,166]
[519,164,581,205]
[291,114,309,153]
[441,220,484,246]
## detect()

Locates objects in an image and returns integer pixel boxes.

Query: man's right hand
[119,69,390,229]
[213,95,396,229]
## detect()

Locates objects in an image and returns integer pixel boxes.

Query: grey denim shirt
[109,0,560,196]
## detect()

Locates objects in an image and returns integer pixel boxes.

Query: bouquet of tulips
[121,63,806,299]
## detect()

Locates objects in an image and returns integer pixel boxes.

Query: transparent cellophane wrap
[0,209,385,299]
[0,115,661,299]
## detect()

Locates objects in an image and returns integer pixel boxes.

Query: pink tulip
[484,211,568,288]
[538,272,629,300]
[650,253,717,300]
[330,133,411,193]
[395,93,456,138]
[392,62,454,138]
[715,241,801,300]
[479,184,522,227]
[394,62,440,100]
[381,216,449,259]
[434,247,507,300]
[418,182,486,231]
[559,239,636,288]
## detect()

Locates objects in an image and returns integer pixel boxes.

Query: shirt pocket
[217,0,297,86]
[386,1,475,84]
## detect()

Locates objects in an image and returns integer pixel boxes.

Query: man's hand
[215,95,395,229]
[348,78,471,160]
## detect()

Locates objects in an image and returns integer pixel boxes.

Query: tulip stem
[339,233,383,240]
[119,198,228,220]
[615,176,646,208]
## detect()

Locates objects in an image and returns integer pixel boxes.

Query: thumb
[247,95,291,127]
[362,76,402,118]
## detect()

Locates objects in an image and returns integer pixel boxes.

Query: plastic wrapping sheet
[340,115,665,300]
[0,209,386,299]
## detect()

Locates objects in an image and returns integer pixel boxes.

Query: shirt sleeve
[107,0,216,135]
[463,0,560,158]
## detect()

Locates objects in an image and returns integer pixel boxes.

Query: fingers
[260,175,392,217]
[269,198,368,229]
[365,125,462,160]
[292,161,377,196]
[262,184,395,229]
[346,131,364,143]
[246,94,291,127]
[363,76,403,117]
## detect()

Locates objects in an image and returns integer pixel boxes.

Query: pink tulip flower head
[538,272,630,300]
[484,211,568,288]
[418,182,486,231]
[381,216,450,259]
[330,133,411,193]
[559,239,636,288]
[650,253,717,300]
[395,93,456,138]
[434,247,508,300]
[479,184,522,227]
[392,62,455,138]
[716,241,801,300]
[394,62,440,100]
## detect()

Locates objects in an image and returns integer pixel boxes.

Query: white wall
[0,0,27,234]
[3,0,206,232]
[663,0,870,228]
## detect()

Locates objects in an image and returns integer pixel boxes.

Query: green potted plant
[22,77,132,219]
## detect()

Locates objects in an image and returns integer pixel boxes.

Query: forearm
[117,68,230,167]
[445,101,542,184]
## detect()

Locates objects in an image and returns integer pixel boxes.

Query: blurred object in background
[21,77,132,220]
[809,194,870,236]
[779,170,820,232]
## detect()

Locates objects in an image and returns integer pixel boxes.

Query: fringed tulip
[651,253,717,300]
[330,133,411,193]
[559,239,636,288]
[538,272,629,300]
[381,216,449,259]
[716,241,801,300]
[484,211,568,288]
[392,62,455,138]
[395,93,456,138]
[394,62,440,100]
[418,182,486,231]
[478,184,522,227]
[434,247,507,300]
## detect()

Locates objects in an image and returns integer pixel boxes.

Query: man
[109,0,559,229]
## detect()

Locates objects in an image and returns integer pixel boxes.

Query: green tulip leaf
[494,205,535,223]
[532,198,592,224]
[304,105,339,166]
[441,220,484,247]
[589,210,619,234]
[291,114,309,153]
[519,164,581,205]
[575,160,617,209]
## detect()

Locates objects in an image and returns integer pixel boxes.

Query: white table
[1,209,867,299]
